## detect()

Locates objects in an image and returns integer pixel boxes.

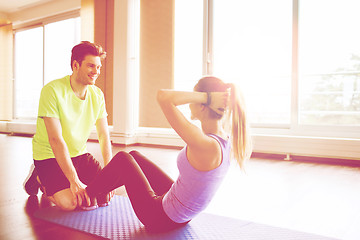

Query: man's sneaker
[23,164,40,196]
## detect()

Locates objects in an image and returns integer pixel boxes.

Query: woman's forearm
[157,90,207,106]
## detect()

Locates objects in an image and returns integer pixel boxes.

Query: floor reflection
[25,194,54,217]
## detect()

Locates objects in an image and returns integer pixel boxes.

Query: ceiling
[0,0,54,14]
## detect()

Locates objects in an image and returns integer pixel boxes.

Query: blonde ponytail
[227,83,252,169]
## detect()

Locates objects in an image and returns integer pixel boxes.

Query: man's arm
[43,117,90,206]
[95,117,115,199]
[95,117,112,166]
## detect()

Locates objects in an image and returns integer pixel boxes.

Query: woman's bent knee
[115,151,131,159]
[129,150,140,156]
[114,151,134,165]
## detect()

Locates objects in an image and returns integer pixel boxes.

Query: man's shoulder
[88,84,104,97]
[42,76,70,93]
[45,75,69,87]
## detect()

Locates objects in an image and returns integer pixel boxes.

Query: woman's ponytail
[227,83,252,169]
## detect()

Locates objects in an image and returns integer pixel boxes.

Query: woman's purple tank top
[162,134,230,223]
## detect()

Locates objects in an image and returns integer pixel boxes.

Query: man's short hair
[71,41,106,70]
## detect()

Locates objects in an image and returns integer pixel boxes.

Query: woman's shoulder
[207,133,229,145]
[187,135,223,171]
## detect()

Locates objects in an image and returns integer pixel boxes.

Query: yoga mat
[34,195,335,240]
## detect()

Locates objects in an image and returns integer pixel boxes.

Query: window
[14,16,80,119]
[174,0,204,119]
[298,0,360,126]
[174,0,360,138]
[14,26,43,119]
[174,0,204,91]
[212,0,292,125]
[44,18,81,85]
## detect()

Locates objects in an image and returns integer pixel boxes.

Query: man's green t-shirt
[32,75,107,160]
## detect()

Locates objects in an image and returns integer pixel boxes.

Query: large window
[174,0,360,138]
[298,0,360,126]
[14,26,44,119]
[174,0,204,90]
[173,0,204,119]
[212,0,292,125]
[14,16,80,119]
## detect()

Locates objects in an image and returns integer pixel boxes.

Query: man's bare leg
[52,188,78,211]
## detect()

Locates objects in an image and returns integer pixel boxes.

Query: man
[24,41,113,211]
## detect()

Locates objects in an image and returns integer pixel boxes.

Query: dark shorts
[34,153,102,196]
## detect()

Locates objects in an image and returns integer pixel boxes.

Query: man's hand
[70,178,91,207]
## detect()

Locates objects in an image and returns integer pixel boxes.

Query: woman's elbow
[157,89,170,104]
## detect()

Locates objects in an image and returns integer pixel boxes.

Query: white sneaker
[23,164,40,196]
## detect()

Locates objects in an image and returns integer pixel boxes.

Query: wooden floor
[0,133,359,240]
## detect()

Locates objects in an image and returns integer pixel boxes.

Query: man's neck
[70,74,87,100]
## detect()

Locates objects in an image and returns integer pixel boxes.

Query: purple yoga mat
[34,195,335,240]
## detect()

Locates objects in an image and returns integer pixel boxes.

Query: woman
[84,76,252,231]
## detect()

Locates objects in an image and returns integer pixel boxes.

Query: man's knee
[57,198,77,211]
[52,189,77,211]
